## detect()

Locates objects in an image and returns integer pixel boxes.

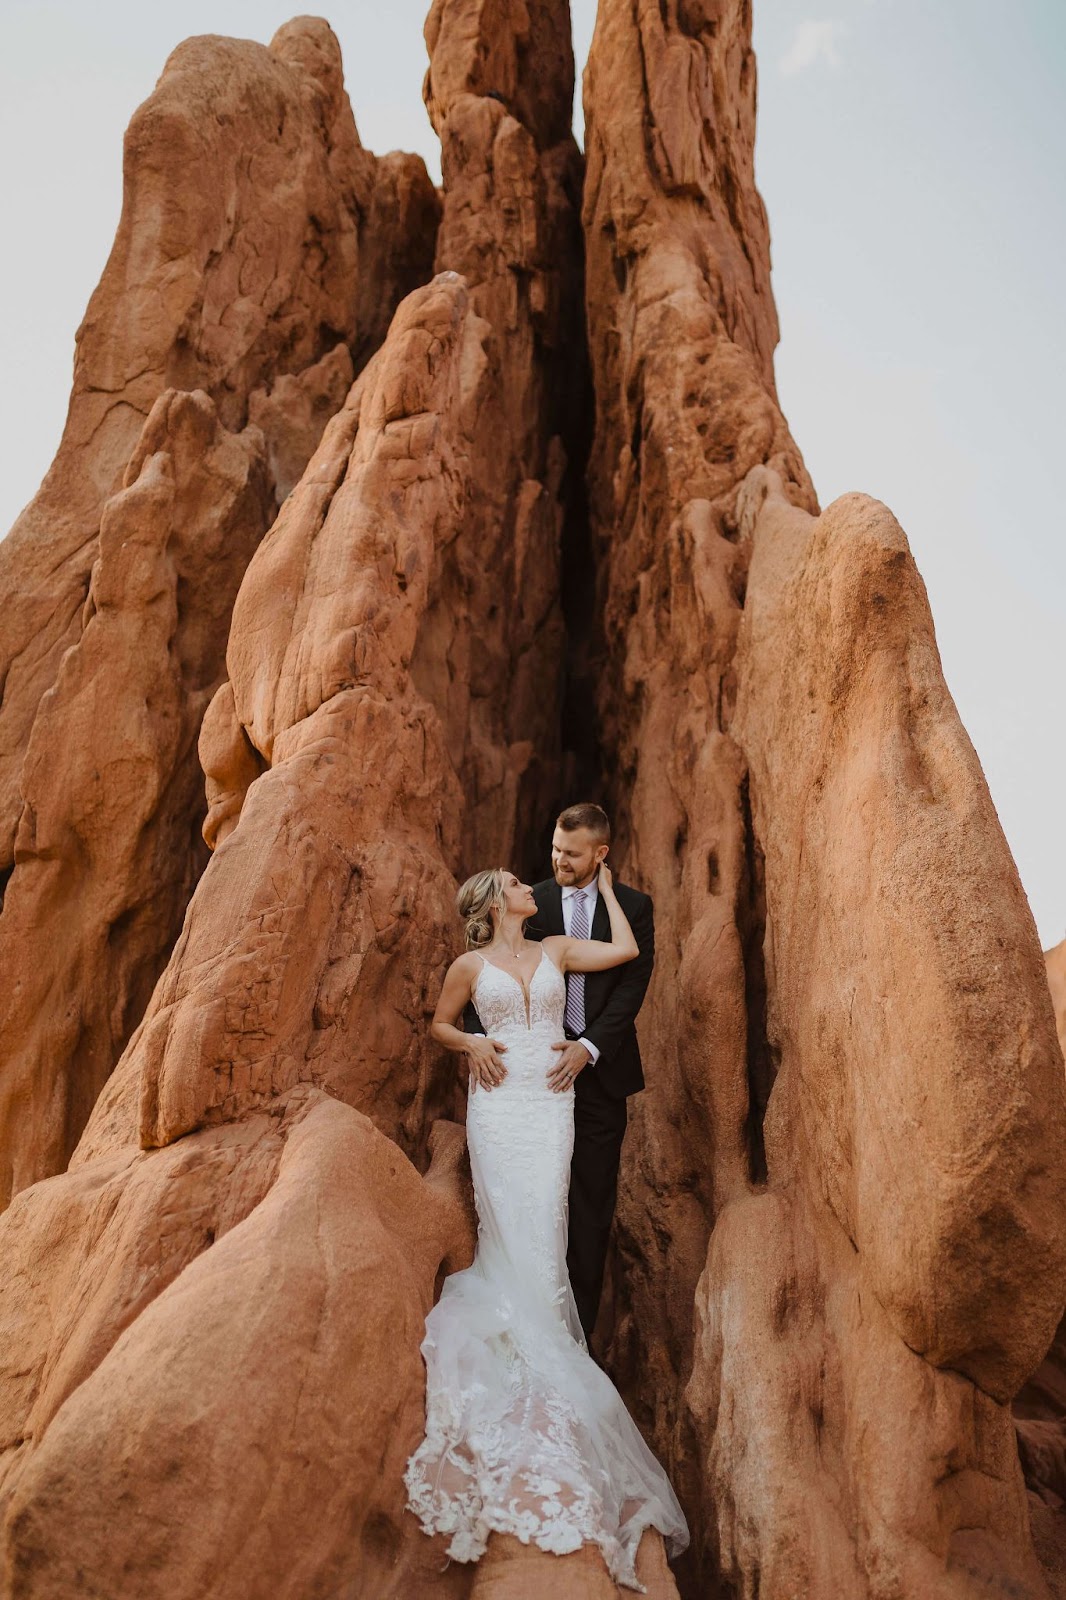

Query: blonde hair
[457,868,507,951]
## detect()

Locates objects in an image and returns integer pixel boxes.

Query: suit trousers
[566,1052,629,1343]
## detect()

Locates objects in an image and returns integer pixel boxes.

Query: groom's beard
[553,865,595,887]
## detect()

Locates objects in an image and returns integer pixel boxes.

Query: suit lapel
[534,878,565,935]
[590,889,611,941]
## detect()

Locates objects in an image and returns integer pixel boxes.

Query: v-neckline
[478,946,547,1028]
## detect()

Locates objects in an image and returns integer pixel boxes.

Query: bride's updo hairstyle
[457,868,507,951]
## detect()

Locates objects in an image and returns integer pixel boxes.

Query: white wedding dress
[404,946,689,1591]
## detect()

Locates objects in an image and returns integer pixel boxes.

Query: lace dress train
[404,948,688,1591]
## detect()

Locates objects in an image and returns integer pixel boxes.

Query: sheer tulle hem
[403,1265,689,1593]
[404,1443,684,1593]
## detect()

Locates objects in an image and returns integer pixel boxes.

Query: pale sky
[1,1,1063,947]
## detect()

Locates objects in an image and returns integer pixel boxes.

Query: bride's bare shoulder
[449,949,483,980]
[540,934,568,969]
[437,951,480,1003]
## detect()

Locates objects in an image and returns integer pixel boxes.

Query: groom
[465,802,654,1341]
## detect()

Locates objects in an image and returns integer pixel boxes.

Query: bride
[404,863,689,1590]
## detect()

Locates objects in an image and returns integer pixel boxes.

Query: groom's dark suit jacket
[464,877,653,1100]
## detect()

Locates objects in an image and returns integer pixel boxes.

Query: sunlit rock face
[0,18,440,1206]
[580,0,817,1471]
[580,0,1066,1596]
[694,474,1066,1598]
[0,3,639,1595]
[1,2,1064,1598]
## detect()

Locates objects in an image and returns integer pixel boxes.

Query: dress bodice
[473,946,566,1039]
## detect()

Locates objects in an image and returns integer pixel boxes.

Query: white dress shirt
[561,882,601,1064]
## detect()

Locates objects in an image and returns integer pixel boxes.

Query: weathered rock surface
[0,19,439,1204]
[1013,942,1066,1587]
[0,2,618,1594]
[77,0,583,1167]
[581,0,1066,1596]
[1018,1315,1066,1511]
[692,472,1066,1596]
[0,391,272,1204]
[1048,939,1066,1063]
[73,263,563,1166]
[580,0,815,1510]
[733,478,1066,1396]
[0,1095,476,1599]
[1,17,436,852]
[468,1529,680,1597]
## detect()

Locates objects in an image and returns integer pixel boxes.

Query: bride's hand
[465,1035,508,1092]
[597,861,614,893]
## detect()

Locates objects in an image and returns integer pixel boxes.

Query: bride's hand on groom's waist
[465,1035,508,1092]
[548,1040,590,1092]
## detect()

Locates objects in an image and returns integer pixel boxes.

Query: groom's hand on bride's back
[465,1034,508,1091]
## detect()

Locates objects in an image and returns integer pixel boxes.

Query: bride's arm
[431,954,508,1089]
[547,864,639,973]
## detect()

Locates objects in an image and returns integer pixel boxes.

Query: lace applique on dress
[403,944,688,1590]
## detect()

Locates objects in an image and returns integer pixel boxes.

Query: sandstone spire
[582,1,1066,1595]
[0,5,628,1594]
[0,20,439,1205]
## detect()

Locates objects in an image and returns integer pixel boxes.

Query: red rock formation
[0,1095,475,1600]
[78,0,584,1166]
[1014,943,1066,1591]
[78,259,568,1167]
[1048,939,1066,1063]
[581,0,1066,1596]
[0,3,644,1595]
[1017,1311,1066,1594]
[691,473,1066,1596]
[581,0,814,1476]
[1,18,436,850]
[0,1,1063,1597]
[0,20,439,1204]
[0,393,272,1203]
[468,1529,680,1597]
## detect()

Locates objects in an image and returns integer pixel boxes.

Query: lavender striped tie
[564,889,589,1035]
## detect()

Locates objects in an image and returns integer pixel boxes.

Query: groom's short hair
[556,803,610,844]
